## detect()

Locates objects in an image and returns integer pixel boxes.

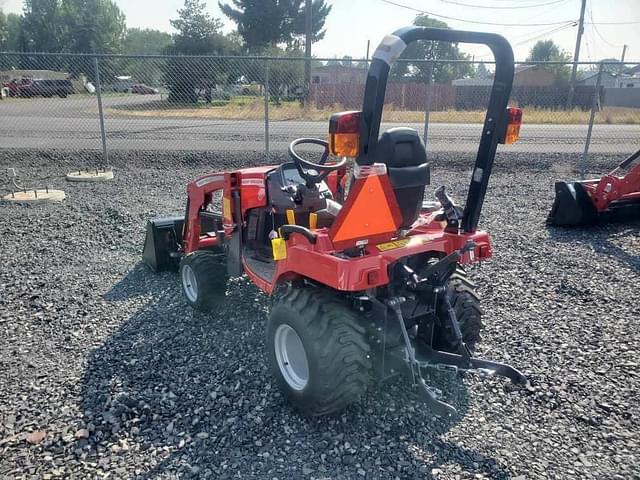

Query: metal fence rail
[1,52,639,170]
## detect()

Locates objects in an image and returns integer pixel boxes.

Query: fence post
[423,61,434,145]
[264,59,270,161]
[93,56,109,166]
[580,62,603,178]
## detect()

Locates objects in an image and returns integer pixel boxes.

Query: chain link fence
[1,52,639,167]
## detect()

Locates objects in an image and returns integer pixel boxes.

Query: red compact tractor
[143,27,527,417]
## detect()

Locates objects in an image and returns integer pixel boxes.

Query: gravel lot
[0,149,638,479]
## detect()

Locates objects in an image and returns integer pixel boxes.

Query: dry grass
[107,98,640,124]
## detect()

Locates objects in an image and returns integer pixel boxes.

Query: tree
[0,10,8,49]
[475,62,488,78]
[0,10,19,51]
[20,0,65,52]
[290,0,331,45]
[219,0,331,52]
[527,39,571,84]
[61,0,126,53]
[120,29,173,87]
[392,15,472,84]
[164,0,241,103]
[124,28,172,54]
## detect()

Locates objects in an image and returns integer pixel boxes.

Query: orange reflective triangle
[330,174,401,245]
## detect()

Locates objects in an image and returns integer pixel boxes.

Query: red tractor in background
[144,27,528,418]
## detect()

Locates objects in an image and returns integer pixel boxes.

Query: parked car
[131,84,159,95]
[111,80,137,93]
[14,79,74,98]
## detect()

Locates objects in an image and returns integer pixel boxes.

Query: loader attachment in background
[547,147,640,227]
[547,181,598,226]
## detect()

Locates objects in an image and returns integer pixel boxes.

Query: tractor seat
[374,127,430,228]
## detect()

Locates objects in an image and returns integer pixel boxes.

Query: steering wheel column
[289,138,347,188]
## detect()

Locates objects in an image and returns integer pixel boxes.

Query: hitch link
[385,297,458,419]
[437,287,473,366]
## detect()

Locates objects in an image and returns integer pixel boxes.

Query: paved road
[1,95,638,154]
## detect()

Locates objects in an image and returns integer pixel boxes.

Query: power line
[588,6,628,47]
[463,21,573,56]
[471,22,575,60]
[584,21,640,25]
[512,23,576,47]
[380,0,576,27]
[436,0,567,10]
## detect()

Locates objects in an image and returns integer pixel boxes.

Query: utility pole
[619,44,628,75]
[304,0,312,108]
[566,0,587,109]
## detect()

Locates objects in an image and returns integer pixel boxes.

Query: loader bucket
[142,216,185,272]
[546,181,598,226]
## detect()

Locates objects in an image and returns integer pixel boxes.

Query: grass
[107,97,640,124]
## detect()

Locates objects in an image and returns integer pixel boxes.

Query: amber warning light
[329,111,361,157]
[500,107,523,144]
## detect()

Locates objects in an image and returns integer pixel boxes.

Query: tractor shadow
[547,222,640,274]
[79,263,511,479]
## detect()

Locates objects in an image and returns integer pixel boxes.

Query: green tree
[527,39,571,84]
[219,0,331,52]
[475,61,488,78]
[290,0,331,45]
[253,46,304,104]
[164,0,241,103]
[61,0,126,53]
[124,28,172,54]
[120,29,173,87]
[392,15,472,84]
[0,10,8,49]
[20,0,65,52]
[0,10,20,50]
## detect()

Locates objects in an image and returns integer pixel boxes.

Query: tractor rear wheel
[179,252,227,311]
[433,268,483,352]
[267,284,372,416]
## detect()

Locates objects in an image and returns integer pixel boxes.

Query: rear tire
[179,252,227,311]
[433,267,483,352]
[267,284,372,416]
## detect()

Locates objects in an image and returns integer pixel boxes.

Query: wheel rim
[274,324,309,391]
[181,264,198,302]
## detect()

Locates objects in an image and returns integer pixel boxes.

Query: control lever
[281,185,303,204]
[434,186,463,233]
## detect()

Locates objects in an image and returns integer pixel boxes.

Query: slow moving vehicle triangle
[329,173,402,249]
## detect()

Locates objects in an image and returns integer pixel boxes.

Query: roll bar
[359,27,515,233]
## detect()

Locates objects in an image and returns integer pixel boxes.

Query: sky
[1,0,638,63]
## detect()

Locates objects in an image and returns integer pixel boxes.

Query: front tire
[267,285,372,416]
[179,252,227,311]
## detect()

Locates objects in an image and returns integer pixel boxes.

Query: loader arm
[589,148,640,211]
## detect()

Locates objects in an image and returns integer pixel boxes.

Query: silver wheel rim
[274,324,309,391]
[181,264,198,302]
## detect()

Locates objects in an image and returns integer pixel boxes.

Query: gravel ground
[0,149,638,480]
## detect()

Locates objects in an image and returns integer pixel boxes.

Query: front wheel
[179,252,227,311]
[267,285,372,416]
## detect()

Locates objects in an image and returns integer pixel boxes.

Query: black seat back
[374,128,430,228]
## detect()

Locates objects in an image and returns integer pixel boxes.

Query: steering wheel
[289,138,347,187]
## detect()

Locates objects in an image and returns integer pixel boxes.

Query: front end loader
[547,147,640,226]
